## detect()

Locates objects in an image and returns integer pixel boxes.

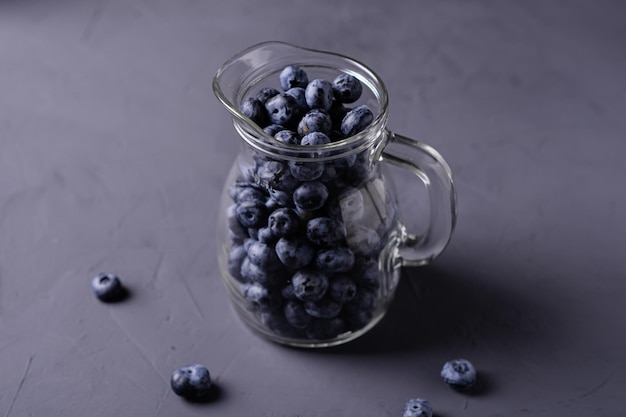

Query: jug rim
[213,41,390,160]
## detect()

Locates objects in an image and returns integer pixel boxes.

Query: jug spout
[213,41,388,128]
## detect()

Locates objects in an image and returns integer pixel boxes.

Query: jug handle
[380,131,457,267]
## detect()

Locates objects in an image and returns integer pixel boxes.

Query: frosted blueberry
[263,124,285,137]
[300,131,331,147]
[91,272,124,302]
[284,87,309,114]
[242,282,283,312]
[315,247,355,272]
[255,87,280,104]
[292,269,329,302]
[329,276,357,303]
[293,181,329,211]
[402,398,433,417]
[441,358,477,390]
[306,217,346,246]
[283,300,313,329]
[265,93,301,127]
[170,364,212,400]
[289,160,325,181]
[279,65,309,90]
[236,199,268,229]
[332,73,362,104]
[247,241,281,271]
[268,208,300,237]
[297,109,332,136]
[305,79,334,111]
[341,104,374,137]
[304,297,342,319]
[275,237,314,269]
[227,245,247,281]
[240,97,267,127]
[274,130,300,145]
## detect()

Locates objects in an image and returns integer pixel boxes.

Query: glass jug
[213,41,456,348]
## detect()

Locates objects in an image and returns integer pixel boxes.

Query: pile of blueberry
[226,65,392,341]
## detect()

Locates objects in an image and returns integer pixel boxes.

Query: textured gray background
[1,0,625,416]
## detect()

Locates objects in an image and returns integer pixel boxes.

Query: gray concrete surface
[1,0,625,416]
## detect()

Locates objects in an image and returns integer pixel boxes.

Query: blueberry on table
[265,93,301,127]
[170,364,212,400]
[402,398,433,417]
[441,358,477,390]
[279,65,309,90]
[332,73,362,104]
[341,104,374,137]
[305,79,334,111]
[91,272,124,302]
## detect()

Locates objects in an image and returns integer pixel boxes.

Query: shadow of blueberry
[185,383,223,405]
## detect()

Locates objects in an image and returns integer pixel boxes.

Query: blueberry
[275,237,315,269]
[292,269,329,302]
[441,358,477,390]
[274,130,300,145]
[342,288,377,328]
[242,282,283,312]
[289,160,325,181]
[266,188,294,209]
[337,187,365,221]
[255,160,299,192]
[240,257,270,284]
[265,93,301,127]
[247,241,281,271]
[170,364,212,400]
[268,208,300,237]
[260,311,301,338]
[283,300,313,329]
[279,65,309,90]
[234,185,266,204]
[329,276,357,303]
[91,272,124,302]
[236,199,268,229]
[297,109,332,136]
[300,131,331,147]
[306,217,346,246]
[284,87,309,114]
[345,225,381,256]
[305,317,346,340]
[263,124,285,136]
[240,97,267,127]
[227,204,248,243]
[227,245,247,281]
[304,297,342,319]
[315,247,355,272]
[255,87,280,104]
[332,73,362,104]
[341,104,374,137]
[402,398,433,417]
[351,256,380,289]
[256,226,276,243]
[281,283,297,300]
[305,79,334,111]
[293,181,329,211]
